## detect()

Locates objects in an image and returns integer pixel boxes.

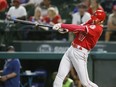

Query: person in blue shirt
[0,46,21,87]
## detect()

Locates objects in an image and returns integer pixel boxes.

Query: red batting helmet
[91,10,106,22]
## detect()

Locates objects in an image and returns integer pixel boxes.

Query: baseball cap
[112,5,116,11]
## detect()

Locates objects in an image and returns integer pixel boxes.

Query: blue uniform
[2,59,21,87]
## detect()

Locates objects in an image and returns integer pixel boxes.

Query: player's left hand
[53,23,62,30]
[0,76,8,82]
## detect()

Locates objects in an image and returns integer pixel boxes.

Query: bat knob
[58,28,69,34]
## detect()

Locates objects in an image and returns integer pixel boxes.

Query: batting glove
[53,23,62,30]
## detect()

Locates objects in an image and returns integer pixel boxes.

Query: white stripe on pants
[53,46,98,87]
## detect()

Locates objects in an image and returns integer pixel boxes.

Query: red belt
[72,42,82,50]
[71,42,89,51]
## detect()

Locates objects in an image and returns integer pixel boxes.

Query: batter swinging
[53,10,106,87]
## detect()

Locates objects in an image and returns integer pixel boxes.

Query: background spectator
[29,7,43,23]
[39,0,59,16]
[43,7,62,25]
[0,46,21,87]
[105,5,116,41]
[7,0,27,20]
[63,74,74,87]
[70,3,91,41]
[0,0,8,12]
[51,72,74,87]
[29,7,49,31]
[73,0,90,14]
[70,68,82,87]
[88,0,104,15]
[72,3,91,25]
[21,0,43,7]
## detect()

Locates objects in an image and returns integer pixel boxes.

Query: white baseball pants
[53,46,98,87]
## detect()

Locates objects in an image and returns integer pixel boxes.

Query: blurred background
[0,0,116,87]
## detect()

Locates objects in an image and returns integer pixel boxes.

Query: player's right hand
[53,23,62,30]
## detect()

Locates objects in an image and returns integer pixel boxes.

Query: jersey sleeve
[86,25,102,36]
[61,24,88,33]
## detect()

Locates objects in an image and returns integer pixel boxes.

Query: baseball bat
[10,18,68,34]
[12,18,52,28]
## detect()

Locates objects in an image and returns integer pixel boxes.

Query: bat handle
[58,28,69,34]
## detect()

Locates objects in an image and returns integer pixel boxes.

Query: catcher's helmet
[91,10,106,22]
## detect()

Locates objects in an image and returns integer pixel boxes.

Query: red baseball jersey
[0,0,8,11]
[61,24,103,50]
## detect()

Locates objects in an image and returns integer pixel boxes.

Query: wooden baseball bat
[10,18,68,34]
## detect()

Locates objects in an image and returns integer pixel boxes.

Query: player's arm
[0,72,17,82]
[53,23,88,33]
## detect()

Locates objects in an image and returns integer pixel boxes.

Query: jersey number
[78,32,87,41]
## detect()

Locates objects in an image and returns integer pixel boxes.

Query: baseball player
[0,0,8,12]
[53,10,106,87]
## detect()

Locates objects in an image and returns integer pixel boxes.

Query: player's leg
[53,51,72,87]
[85,62,98,87]
[71,49,98,87]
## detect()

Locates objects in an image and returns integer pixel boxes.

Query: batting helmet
[91,10,106,22]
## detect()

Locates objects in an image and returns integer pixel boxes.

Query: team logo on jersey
[89,25,96,29]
